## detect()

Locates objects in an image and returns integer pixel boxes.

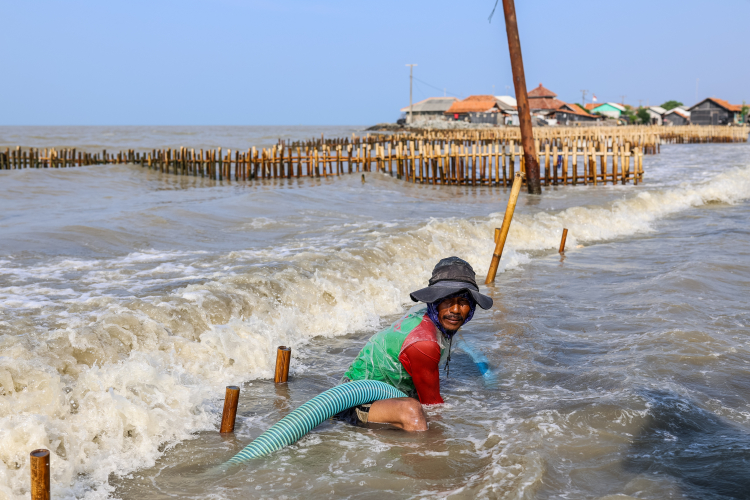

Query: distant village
[398,84,748,127]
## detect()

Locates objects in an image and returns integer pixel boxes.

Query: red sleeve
[398,341,444,405]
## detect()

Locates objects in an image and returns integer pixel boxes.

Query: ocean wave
[1,165,750,499]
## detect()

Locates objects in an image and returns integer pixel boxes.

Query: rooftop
[400,97,458,113]
[528,84,557,98]
[445,96,500,115]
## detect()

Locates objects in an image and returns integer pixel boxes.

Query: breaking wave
[1,165,750,499]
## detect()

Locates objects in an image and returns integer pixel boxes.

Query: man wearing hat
[335,257,493,431]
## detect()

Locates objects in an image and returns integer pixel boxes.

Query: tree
[621,107,637,124]
[661,100,683,111]
[741,101,749,124]
[636,107,651,124]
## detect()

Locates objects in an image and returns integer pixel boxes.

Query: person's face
[437,296,472,332]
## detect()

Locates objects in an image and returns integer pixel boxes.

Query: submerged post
[485,173,523,284]
[502,0,540,195]
[274,346,291,383]
[30,449,50,500]
[559,228,568,254]
[219,386,240,434]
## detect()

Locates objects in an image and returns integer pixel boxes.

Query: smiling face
[436,295,473,332]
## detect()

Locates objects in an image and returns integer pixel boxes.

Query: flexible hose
[225,380,406,465]
[455,335,498,388]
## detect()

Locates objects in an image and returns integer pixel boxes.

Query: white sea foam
[1,165,750,498]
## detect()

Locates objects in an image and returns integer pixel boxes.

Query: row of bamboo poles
[0,138,646,186]
[2,126,746,187]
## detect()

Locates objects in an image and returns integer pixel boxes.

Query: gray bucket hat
[410,257,493,310]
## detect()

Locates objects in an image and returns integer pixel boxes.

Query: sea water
[1,127,749,499]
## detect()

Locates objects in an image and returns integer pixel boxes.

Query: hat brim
[410,281,493,310]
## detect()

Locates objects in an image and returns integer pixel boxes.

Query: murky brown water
[1,127,749,500]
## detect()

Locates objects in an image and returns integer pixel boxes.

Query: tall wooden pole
[502,0,541,194]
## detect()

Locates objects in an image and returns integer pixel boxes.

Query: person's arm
[399,341,444,405]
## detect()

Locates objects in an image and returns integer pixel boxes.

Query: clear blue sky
[1,0,748,125]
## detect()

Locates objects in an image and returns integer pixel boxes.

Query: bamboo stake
[485,172,523,284]
[30,449,50,500]
[274,346,291,383]
[219,386,240,433]
[559,228,568,254]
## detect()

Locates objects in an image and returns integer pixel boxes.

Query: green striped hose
[225,380,406,465]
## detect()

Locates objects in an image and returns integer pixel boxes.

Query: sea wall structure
[1,125,746,187]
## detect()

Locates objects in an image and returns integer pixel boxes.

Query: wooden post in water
[30,449,50,500]
[219,386,240,433]
[502,0,540,194]
[274,346,291,383]
[485,172,523,284]
[559,228,568,254]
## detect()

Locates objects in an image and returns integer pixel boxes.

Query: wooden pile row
[2,126,746,188]
[0,140,645,186]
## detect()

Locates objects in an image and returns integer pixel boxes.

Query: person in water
[336,256,493,431]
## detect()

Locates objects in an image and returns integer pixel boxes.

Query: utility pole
[406,64,417,124]
[619,95,626,105]
[580,89,588,104]
[501,0,540,195]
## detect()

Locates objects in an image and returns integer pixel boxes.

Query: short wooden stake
[219,386,240,434]
[559,228,568,254]
[274,346,291,383]
[30,449,50,500]
[485,172,523,284]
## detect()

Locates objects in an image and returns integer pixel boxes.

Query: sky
[1,0,748,125]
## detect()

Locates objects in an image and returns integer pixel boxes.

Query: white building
[646,106,667,125]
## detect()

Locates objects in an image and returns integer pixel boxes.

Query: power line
[412,76,461,98]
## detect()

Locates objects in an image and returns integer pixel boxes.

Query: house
[589,102,627,119]
[646,106,667,125]
[550,103,597,125]
[663,108,691,126]
[400,97,458,122]
[688,98,742,125]
[444,95,502,122]
[527,84,567,112]
[525,84,597,124]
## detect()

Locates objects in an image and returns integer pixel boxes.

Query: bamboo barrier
[2,126,746,188]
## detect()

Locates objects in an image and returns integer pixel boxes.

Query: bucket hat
[410,257,493,310]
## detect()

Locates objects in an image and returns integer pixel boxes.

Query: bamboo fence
[2,125,746,187]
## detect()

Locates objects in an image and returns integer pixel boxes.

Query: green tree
[636,107,651,124]
[621,107,636,124]
[661,100,683,111]
[741,101,749,124]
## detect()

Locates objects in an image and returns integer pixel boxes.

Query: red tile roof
[528,84,557,98]
[464,95,497,101]
[564,103,591,116]
[444,95,500,114]
[707,97,742,112]
[585,103,599,110]
[529,97,567,111]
